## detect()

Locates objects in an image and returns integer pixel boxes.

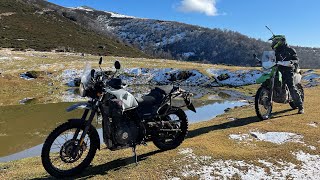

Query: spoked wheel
[255,87,272,120]
[41,121,99,178]
[289,83,304,109]
[152,108,188,151]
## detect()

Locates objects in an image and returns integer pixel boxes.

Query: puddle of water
[186,101,248,124]
[0,99,248,162]
[0,144,43,162]
[0,103,82,160]
[19,97,36,105]
[0,129,104,163]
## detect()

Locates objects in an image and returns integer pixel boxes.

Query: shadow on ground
[188,108,295,138]
[32,150,163,180]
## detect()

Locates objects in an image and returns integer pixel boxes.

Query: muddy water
[0,88,249,162]
[0,103,82,158]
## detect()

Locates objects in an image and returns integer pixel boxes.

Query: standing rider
[270,35,304,114]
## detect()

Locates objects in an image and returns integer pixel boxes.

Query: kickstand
[132,146,138,165]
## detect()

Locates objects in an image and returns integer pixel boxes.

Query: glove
[277,61,294,67]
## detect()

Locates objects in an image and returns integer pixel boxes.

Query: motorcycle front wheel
[41,120,98,178]
[255,87,272,120]
[152,108,188,151]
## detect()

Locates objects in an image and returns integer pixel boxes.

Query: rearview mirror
[99,57,102,65]
[253,54,257,59]
[253,54,261,62]
[114,61,121,70]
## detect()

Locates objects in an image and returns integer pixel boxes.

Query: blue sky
[47,0,320,47]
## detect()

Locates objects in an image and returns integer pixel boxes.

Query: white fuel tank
[108,89,138,110]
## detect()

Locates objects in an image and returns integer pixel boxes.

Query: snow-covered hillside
[58,5,320,68]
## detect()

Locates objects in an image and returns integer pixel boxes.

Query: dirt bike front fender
[256,73,271,84]
[256,70,282,84]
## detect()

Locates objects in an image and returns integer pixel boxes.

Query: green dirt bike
[253,51,304,120]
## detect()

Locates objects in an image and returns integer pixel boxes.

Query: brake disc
[60,140,87,163]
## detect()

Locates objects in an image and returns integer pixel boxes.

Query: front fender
[256,73,271,84]
[66,102,92,112]
[67,119,100,150]
[184,98,196,113]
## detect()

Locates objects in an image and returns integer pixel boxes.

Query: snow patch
[179,148,193,155]
[20,73,34,80]
[155,33,186,46]
[19,97,35,104]
[250,132,304,144]
[59,69,83,87]
[0,12,15,19]
[105,11,136,19]
[207,69,263,86]
[302,73,320,81]
[302,70,320,87]
[57,67,320,89]
[96,15,115,31]
[229,131,305,145]
[229,134,251,141]
[0,133,8,137]
[172,148,320,179]
[0,57,10,61]
[308,145,317,150]
[0,56,25,62]
[182,52,195,58]
[71,6,94,12]
[308,122,318,128]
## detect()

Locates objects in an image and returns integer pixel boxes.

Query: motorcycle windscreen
[261,51,276,69]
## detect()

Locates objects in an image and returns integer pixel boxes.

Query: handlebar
[276,60,295,67]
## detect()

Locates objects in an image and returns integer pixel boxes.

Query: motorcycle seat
[136,96,157,106]
[136,86,172,107]
[155,85,172,95]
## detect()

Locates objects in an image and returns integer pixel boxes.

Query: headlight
[79,83,86,97]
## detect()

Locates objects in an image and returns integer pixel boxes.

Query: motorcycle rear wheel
[289,83,304,109]
[255,87,272,120]
[152,108,188,151]
[41,121,98,178]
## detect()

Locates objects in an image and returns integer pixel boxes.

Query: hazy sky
[47,0,320,48]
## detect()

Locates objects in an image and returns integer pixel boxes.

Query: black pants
[279,67,303,109]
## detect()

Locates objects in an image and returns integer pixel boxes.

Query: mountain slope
[45,4,319,68]
[0,0,146,57]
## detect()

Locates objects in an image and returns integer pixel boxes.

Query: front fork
[72,100,100,155]
[269,67,278,106]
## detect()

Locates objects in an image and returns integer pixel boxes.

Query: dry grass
[0,48,257,71]
[0,85,319,179]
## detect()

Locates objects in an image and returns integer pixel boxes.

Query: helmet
[269,35,286,50]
